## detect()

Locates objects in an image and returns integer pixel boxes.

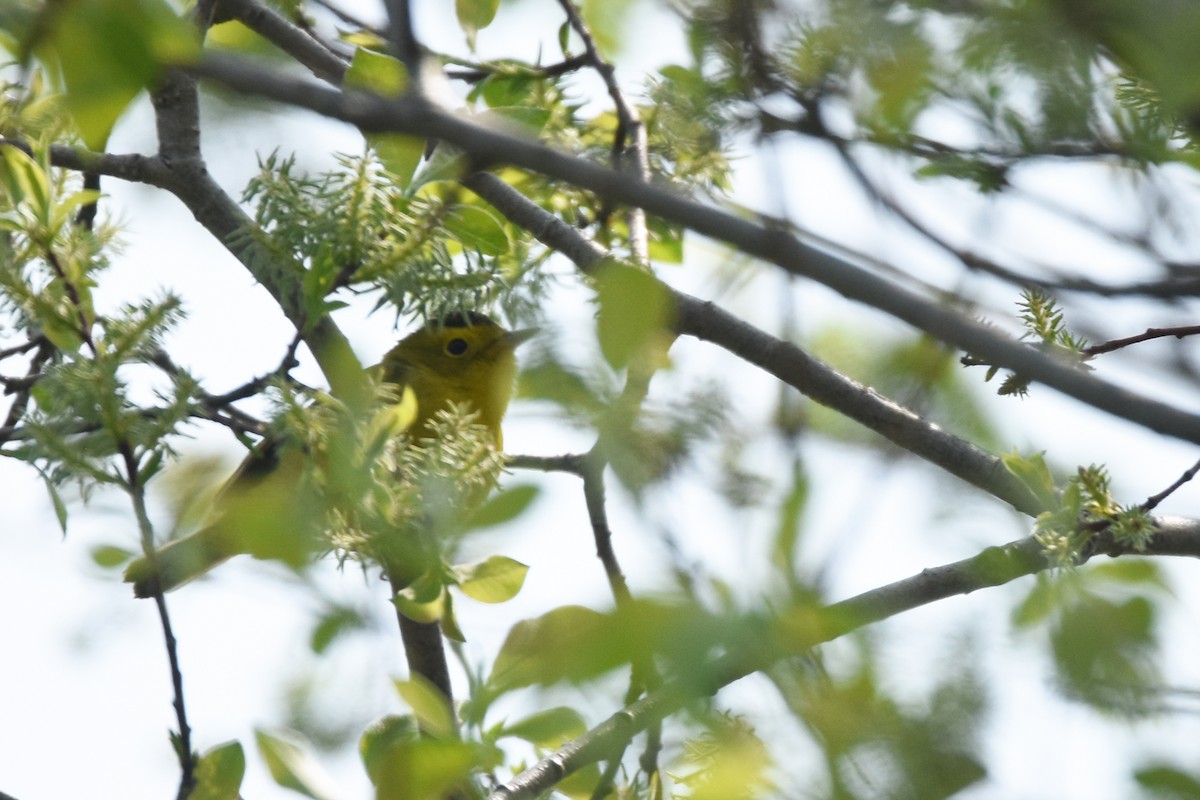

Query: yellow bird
[124,311,535,597]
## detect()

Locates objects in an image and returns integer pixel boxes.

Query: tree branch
[464,172,1043,516]
[187,52,1200,447]
[218,0,347,83]
[489,513,1200,799]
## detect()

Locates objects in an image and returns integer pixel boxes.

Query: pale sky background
[5,2,1200,799]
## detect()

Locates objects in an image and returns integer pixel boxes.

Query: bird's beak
[504,328,538,349]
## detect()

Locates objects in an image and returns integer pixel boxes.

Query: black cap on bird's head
[426,311,537,351]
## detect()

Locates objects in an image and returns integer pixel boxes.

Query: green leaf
[464,484,539,531]
[371,134,425,189]
[255,729,339,800]
[42,473,69,534]
[393,575,446,624]
[441,589,466,642]
[369,738,482,800]
[646,217,684,264]
[580,0,636,56]
[1086,559,1168,589]
[456,0,500,34]
[361,716,420,785]
[488,605,617,691]
[499,706,587,748]
[345,48,409,96]
[444,204,510,255]
[1010,574,1058,628]
[1136,765,1200,799]
[1001,451,1058,511]
[91,544,133,569]
[394,676,456,738]
[1050,595,1159,712]
[593,262,673,370]
[478,72,536,107]
[43,0,196,149]
[309,605,366,654]
[455,555,529,603]
[0,144,49,218]
[192,741,246,800]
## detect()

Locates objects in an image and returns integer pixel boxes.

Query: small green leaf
[361,716,420,785]
[310,605,366,654]
[1135,765,1200,799]
[1011,574,1058,628]
[91,544,133,569]
[456,0,500,34]
[488,605,616,691]
[444,204,510,255]
[464,484,539,531]
[369,738,481,800]
[500,706,587,748]
[192,741,246,800]
[441,590,467,642]
[371,134,425,189]
[42,474,69,534]
[455,555,529,604]
[393,577,446,624]
[255,729,339,800]
[478,72,536,107]
[557,20,572,56]
[345,48,409,96]
[1001,451,1059,511]
[394,676,455,738]
[646,218,684,264]
[1088,559,1168,589]
[594,262,674,370]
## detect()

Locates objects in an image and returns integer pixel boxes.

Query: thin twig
[1084,325,1200,356]
[445,54,591,84]
[1142,456,1200,512]
[0,340,52,446]
[557,0,650,263]
[121,442,196,798]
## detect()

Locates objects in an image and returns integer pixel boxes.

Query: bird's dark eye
[445,337,469,356]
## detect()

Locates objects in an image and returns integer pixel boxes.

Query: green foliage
[192,741,246,800]
[674,714,773,800]
[1137,764,1200,799]
[593,261,674,370]
[255,729,339,800]
[1003,455,1155,566]
[456,0,499,48]
[0,146,192,511]
[241,151,539,326]
[775,650,988,800]
[964,290,1091,398]
[34,0,197,148]
[3,1,1196,799]
[1013,561,1169,715]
